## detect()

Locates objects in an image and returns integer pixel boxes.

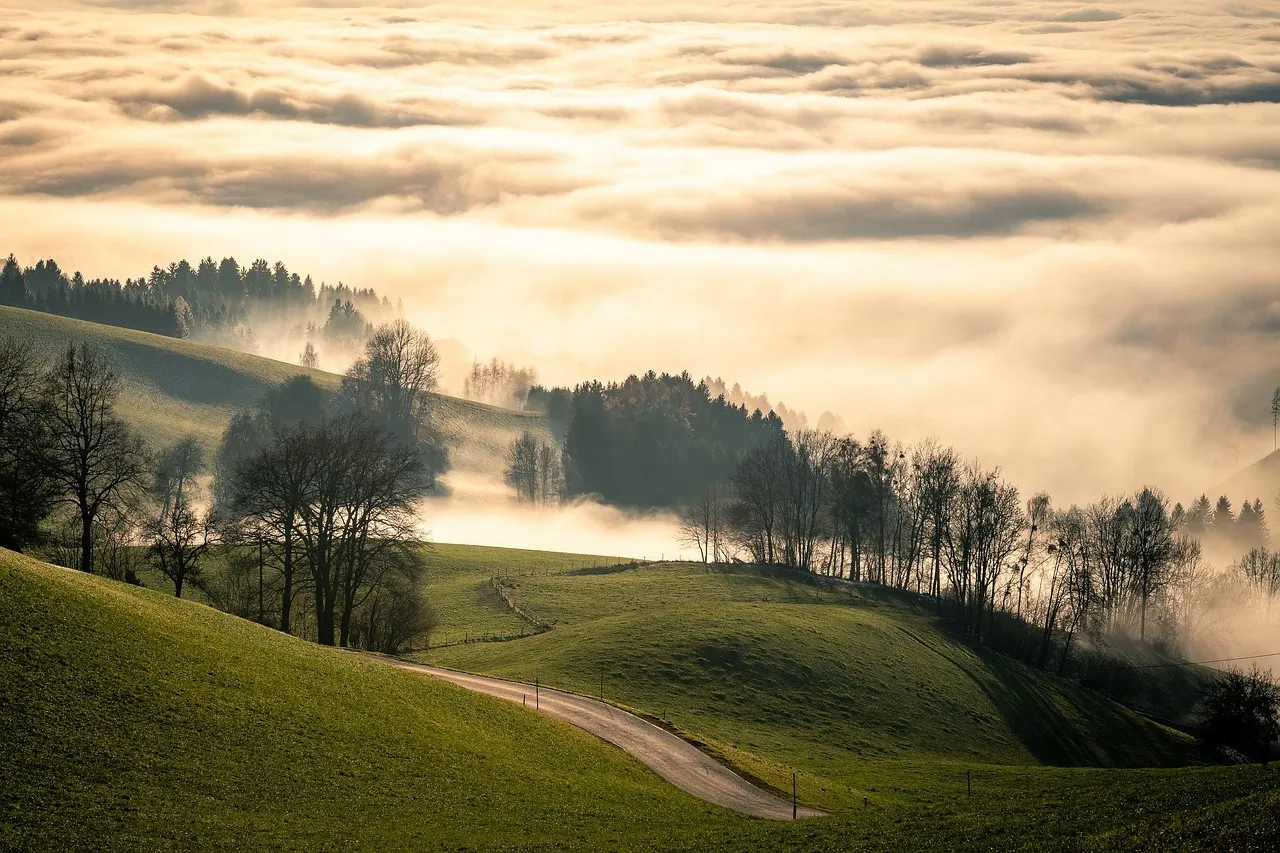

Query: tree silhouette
[43,345,149,573]
[1272,387,1280,452]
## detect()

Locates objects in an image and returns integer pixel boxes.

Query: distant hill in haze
[0,305,550,478]
[1214,450,1280,508]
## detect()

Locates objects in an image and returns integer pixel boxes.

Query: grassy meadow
[418,543,629,643]
[0,305,551,463]
[3,311,1278,850]
[4,547,1279,851]
[0,547,743,852]
[421,563,1210,808]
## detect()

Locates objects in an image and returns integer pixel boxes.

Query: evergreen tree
[1184,494,1212,539]
[1213,495,1234,531]
[0,255,27,306]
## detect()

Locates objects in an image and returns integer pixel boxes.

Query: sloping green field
[421,563,1213,811]
[4,548,1279,851]
[0,548,739,851]
[0,306,550,464]
[420,543,628,643]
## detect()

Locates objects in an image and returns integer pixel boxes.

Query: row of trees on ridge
[0,320,448,653]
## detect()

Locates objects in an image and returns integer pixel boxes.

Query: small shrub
[1200,666,1280,764]
[351,580,438,655]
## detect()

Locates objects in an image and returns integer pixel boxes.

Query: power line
[1117,651,1280,671]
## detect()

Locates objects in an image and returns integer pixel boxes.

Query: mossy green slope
[421,543,627,643]
[0,548,741,852]
[4,548,1278,852]
[424,563,1206,810]
[0,306,549,460]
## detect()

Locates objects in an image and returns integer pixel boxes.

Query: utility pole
[1271,387,1280,451]
[257,538,263,624]
[536,677,540,710]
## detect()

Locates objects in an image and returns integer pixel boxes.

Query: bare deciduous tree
[1127,487,1176,640]
[0,338,56,551]
[729,435,789,565]
[154,436,203,517]
[44,345,149,573]
[299,340,319,369]
[277,413,428,647]
[780,430,834,572]
[504,431,564,505]
[944,461,1023,640]
[148,495,217,598]
[341,319,440,441]
[678,483,728,564]
[230,427,314,632]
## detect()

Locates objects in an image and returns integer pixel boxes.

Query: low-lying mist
[422,470,685,561]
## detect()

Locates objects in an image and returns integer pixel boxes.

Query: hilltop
[0,305,549,475]
[1217,449,1280,508]
[421,561,1209,810]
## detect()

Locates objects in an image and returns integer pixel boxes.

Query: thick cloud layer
[3,0,1279,503]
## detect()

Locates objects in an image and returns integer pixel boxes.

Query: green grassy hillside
[421,563,1210,811]
[0,547,741,851]
[420,543,627,644]
[0,306,550,468]
[5,547,1279,851]
[131,541,628,640]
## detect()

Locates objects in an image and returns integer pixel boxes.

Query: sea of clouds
[3,0,1279,506]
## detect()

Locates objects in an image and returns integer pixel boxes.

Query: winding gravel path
[368,657,824,820]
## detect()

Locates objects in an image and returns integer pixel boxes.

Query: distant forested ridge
[526,371,786,508]
[0,253,394,348]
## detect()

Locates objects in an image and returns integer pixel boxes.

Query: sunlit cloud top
[3,0,1279,503]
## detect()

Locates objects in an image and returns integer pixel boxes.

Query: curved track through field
[366,657,825,821]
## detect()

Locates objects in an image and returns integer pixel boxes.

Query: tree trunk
[1059,626,1076,673]
[1139,575,1149,640]
[317,611,335,646]
[280,532,294,634]
[316,588,336,646]
[79,510,93,574]
[339,587,355,648]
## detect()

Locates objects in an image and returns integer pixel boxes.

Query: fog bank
[3,0,1279,505]
[423,471,685,560]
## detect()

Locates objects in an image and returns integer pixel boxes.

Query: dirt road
[370,657,824,820]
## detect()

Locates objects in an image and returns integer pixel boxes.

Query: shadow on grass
[915,621,1209,768]
[110,338,279,409]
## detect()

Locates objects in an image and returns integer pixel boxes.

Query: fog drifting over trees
[3,0,1279,503]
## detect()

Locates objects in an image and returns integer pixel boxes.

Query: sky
[3,0,1280,506]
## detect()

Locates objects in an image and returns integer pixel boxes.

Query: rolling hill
[0,547,743,851]
[5,547,1279,851]
[0,305,550,475]
[419,562,1212,810]
[1218,449,1280,508]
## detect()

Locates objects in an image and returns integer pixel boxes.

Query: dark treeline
[525,371,786,508]
[672,425,1280,760]
[681,426,1279,652]
[1,253,393,349]
[0,320,448,654]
